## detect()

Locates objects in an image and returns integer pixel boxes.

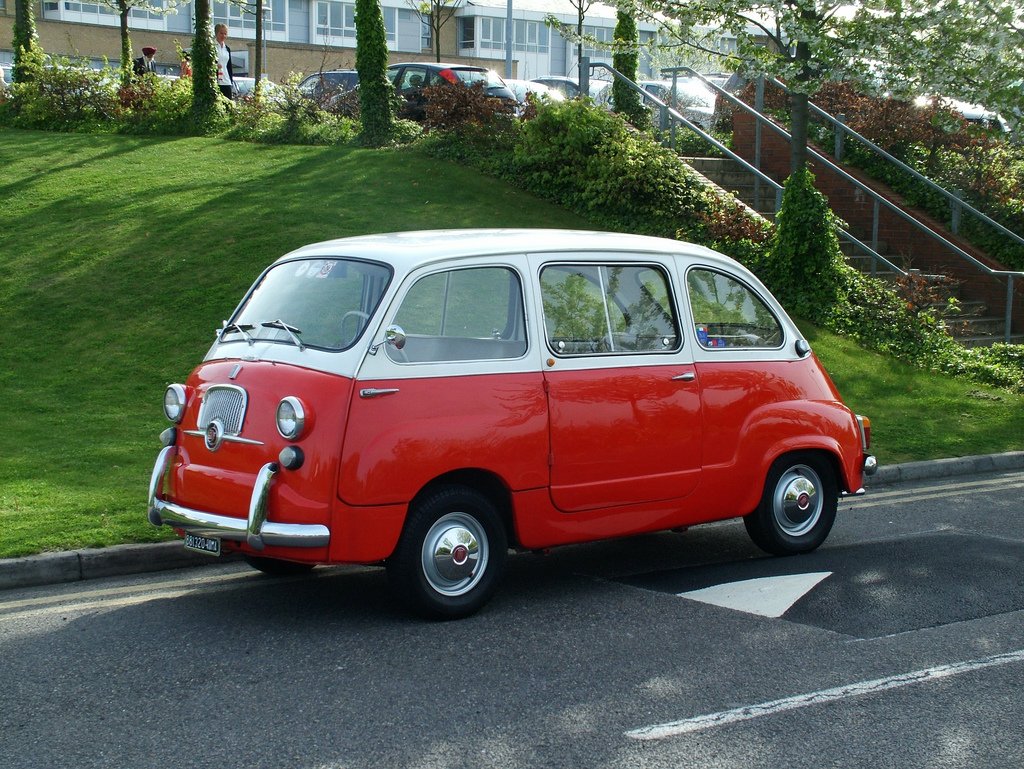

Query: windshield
[222,258,391,351]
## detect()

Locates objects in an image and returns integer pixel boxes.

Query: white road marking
[626,648,1024,741]
[847,476,1024,509]
[678,572,832,618]
[0,570,253,614]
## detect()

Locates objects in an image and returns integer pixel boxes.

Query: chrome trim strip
[183,430,265,446]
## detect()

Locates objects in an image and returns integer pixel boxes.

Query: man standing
[214,24,235,98]
[133,46,158,76]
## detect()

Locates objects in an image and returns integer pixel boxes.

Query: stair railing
[655,65,1022,342]
[586,60,906,280]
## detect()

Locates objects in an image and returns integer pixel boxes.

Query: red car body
[149,230,874,617]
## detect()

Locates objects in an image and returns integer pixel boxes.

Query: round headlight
[276,397,306,440]
[163,384,187,423]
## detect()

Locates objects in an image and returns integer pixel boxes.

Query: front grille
[198,385,248,435]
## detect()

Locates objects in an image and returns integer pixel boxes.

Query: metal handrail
[657,66,1023,341]
[586,61,905,277]
[764,75,1024,251]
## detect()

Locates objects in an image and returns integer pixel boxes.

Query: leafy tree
[642,0,1024,172]
[408,0,464,63]
[12,0,42,84]
[864,1,1024,123]
[611,0,648,127]
[356,0,395,145]
[191,0,220,124]
[566,0,596,75]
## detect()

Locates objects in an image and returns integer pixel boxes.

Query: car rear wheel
[744,453,837,555]
[387,485,507,620]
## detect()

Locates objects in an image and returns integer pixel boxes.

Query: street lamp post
[505,0,513,79]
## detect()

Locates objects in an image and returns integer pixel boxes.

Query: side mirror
[370,324,407,355]
[795,339,812,358]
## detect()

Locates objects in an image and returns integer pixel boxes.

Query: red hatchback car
[148,230,875,618]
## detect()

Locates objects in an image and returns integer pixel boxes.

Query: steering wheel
[339,311,370,345]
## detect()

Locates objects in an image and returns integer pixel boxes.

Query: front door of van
[535,259,703,513]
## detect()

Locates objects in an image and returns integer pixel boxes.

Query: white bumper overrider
[147,446,330,550]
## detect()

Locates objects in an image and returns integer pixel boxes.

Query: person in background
[179,51,192,78]
[133,46,158,76]
[214,24,235,99]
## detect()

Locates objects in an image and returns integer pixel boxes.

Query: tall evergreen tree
[356,0,395,146]
[611,0,648,128]
[12,0,42,84]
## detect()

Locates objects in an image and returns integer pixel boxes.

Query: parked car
[148,229,875,619]
[233,76,280,100]
[297,69,359,108]
[387,62,516,120]
[595,77,717,130]
[504,78,565,105]
[914,94,1010,133]
[530,75,582,99]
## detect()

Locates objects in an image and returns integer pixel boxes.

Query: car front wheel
[744,453,838,555]
[387,485,507,620]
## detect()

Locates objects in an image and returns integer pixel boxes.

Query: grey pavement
[3,451,1023,592]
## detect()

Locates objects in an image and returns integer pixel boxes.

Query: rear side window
[389,267,527,362]
[540,264,680,355]
[686,269,783,349]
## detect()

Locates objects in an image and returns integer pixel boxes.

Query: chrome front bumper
[147,446,330,550]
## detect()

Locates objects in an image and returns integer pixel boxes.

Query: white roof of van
[278,229,730,271]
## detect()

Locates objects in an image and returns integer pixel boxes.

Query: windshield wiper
[219,321,255,345]
[261,319,305,351]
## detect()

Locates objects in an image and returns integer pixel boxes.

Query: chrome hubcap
[773,465,822,537]
[421,512,488,597]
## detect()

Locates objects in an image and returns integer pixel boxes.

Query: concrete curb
[3,452,1023,592]
[0,541,233,591]
[865,450,1024,486]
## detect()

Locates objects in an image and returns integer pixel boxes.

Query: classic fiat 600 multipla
[148,229,875,618]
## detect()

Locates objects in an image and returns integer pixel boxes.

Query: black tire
[244,555,316,577]
[744,452,838,555]
[387,485,508,620]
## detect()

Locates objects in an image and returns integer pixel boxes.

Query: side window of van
[389,267,527,362]
[686,269,783,349]
[540,264,680,355]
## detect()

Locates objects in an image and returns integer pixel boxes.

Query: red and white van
[148,230,875,618]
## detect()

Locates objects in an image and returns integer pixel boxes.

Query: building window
[479,16,504,51]
[315,0,356,39]
[582,24,613,58]
[459,17,475,51]
[421,14,432,51]
[58,1,116,19]
[215,0,287,34]
[315,1,395,43]
[513,19,548,53]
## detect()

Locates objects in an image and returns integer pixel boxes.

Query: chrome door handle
[672,372,696,381]
[359,388,400,399]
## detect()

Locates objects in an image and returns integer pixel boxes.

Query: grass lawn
[1,128,1022,559]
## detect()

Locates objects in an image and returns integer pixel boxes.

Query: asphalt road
[1,469,1023,769]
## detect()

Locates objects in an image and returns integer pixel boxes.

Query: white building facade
[3,0,674,81]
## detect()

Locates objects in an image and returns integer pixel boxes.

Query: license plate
[184,533,221,556]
